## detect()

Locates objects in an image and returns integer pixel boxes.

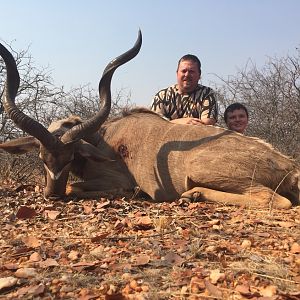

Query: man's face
[226,109,248,134]
[176,60,200,94]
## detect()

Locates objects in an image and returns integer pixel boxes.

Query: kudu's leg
[180,186,292,209]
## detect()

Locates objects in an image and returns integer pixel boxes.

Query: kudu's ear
[75,141,114,162]
[0,136,40,154]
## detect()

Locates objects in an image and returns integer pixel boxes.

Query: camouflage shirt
[150,84,218,121]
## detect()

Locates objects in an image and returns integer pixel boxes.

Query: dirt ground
[0,180,299,300]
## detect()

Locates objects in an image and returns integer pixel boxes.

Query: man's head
[224,102,249,134]
[176,54,201,94]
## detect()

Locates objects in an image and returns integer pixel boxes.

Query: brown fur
[91,108,299,208]
[1,108,299,208]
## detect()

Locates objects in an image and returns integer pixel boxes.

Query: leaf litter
[0,181,299,299]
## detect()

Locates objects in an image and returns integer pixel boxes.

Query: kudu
[0,31,141,199]
[1,34,300,209]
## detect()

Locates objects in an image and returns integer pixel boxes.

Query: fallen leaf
[133,216,153,230]
[164,252,185,266]
[256,232,271,238]
[83,203,93,214]
[29,252,42,262]
[72,261,97,268]
[91,232,110,243]
[204,279,223,298]
[22,236,42,248]
[27,283,45,296]
[0,277,18,290]
[15,284,45,297]
[16,206,36,219]
[71,261,98,271]
[133,254,150,266]
[190,276,205,292]
[276,221,296,228]
[259,285,277,297]
[153,216,173,231]
[96,200,110,210]
[3,263,19,270]
[235,283,251,296]
[291,242,300,254]
[68,250,79,261]
[209,269,225,284]
[44,209,60,220]
[39,258,59,268]
[241,239,252,249]
[208,219,220,226]
[15,267,37,278]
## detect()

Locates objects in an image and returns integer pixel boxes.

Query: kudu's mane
[107,107,157,123]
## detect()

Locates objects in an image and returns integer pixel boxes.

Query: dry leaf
[44,209,60,220]
[0,181,299,299]
[259,285,277,297]
[256,232,271,238]
[29,252,42,262]
[68,250,79,261]
[3,263,19,270]
[209,269,225,284]
[0,277,18,290]
[83,203,93,214]
[241,239,252,249]
[291,242,300,254]
[90,245,105,257]
[16,206,36,219]
[235,283,251,296]
[72,261,98,271]
[277,221,296,228]
[204,279,223,298]
[96,200,110,210]
[91,232,110,243]
[164,252,184,266]
[190,276,205,292]
[27,283,45,296]
[16,284,45,297]
[134,216,153,230]
[15,267,37,278]
[133,254,150,266]
[22,236,42,248]
[208,219,220,226]
[39,258,59,268]
[153,216,172,231]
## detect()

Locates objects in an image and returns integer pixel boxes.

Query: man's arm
[170,117,216,125]
[200,117,216,125]
[200,94,218,125]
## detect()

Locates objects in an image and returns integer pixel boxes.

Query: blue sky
[1,0,300,106]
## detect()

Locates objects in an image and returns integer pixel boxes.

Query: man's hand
[170,117,215,125]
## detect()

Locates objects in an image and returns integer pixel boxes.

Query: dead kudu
[0,31,141,199]
[1,35,300,209]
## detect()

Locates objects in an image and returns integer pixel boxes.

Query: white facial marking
[44,164,63,180]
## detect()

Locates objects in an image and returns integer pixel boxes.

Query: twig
[41,229,178,241]
[102,229,178,241]
[252,272,299,283]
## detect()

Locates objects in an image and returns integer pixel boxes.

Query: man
[224,102,249,134]
[150,54,218,125]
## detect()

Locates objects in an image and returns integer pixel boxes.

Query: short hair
[177,54,201,74]
[224,102,249,123]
